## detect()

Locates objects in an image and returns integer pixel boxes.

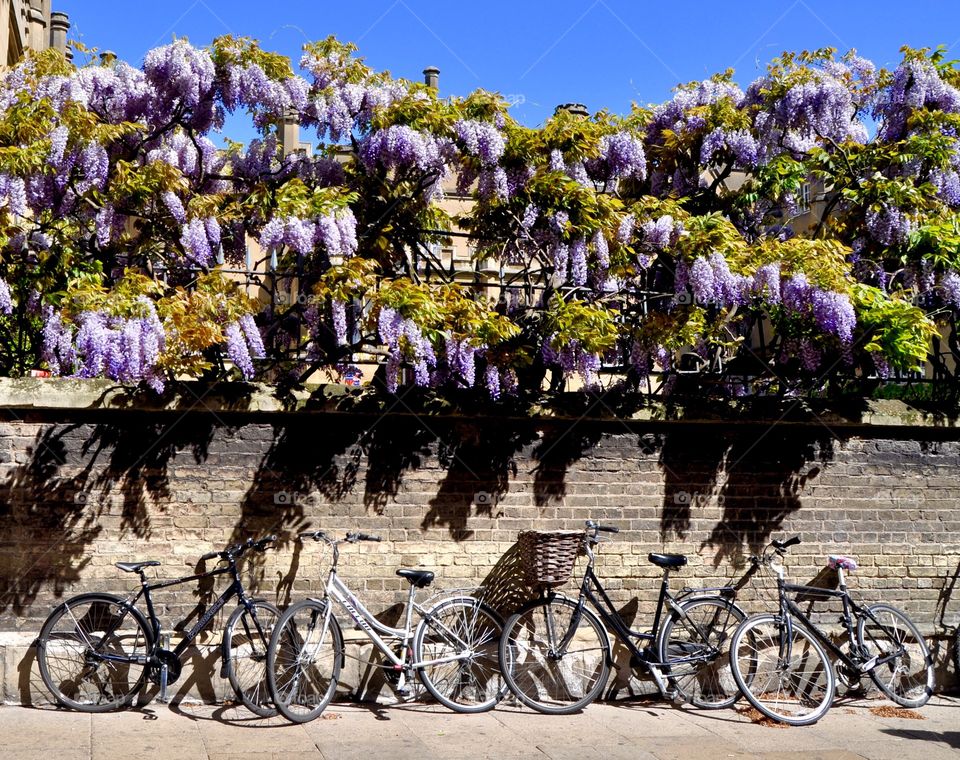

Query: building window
[798,183,811,213]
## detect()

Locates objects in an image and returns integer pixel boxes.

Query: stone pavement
[0,696,958,760]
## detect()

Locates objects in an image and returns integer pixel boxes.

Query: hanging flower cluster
[0,36,957,397]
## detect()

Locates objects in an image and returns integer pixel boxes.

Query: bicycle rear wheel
[730,613,835,726]
[657,596,745,709]
[37,593,153,712]
[413,596,505,713]
[498,595,610,715]
[857,603,933,708]
[954,625,960,680]
[267,599,342,723]
[223,600,280,717]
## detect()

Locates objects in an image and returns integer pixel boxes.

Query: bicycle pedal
[665,688,686,705]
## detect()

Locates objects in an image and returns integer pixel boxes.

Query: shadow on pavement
[882,729,960,750]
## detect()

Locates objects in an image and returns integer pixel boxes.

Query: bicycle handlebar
[585,519,619,534]
[749,535,802,568]
[772,536,801,550]
[200,535,277,563]
[298,530,382,544]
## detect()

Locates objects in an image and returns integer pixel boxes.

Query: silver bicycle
[266,530,505,722]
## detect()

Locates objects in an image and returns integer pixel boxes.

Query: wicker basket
[518,530,584,587]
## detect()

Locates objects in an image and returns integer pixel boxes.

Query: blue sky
[57,0,960,140]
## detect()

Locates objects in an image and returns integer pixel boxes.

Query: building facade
[0,0,69,65]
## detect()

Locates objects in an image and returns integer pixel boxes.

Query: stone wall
[1,379,959,702]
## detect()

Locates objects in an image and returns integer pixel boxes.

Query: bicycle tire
[856,603,933,708]
[498,595,611,715]
[954,625,960,679]
[730,613,835,726]
[267,599,342,723]
[223,600,280,717]
[413,596,505,713]
[37,592,153,712]
[656,596,746,709]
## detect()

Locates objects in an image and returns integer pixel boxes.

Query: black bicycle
[36,535,279,714]
[729,536,934,725]
[498,520,748,714]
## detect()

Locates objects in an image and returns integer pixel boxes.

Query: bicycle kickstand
[158,632,171,704]
[649,665,685,705]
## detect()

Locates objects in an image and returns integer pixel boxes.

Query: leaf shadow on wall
[0,417,216,617]
[234,417,366,593]
[531,424,604,508]
[657,425,840,568]
[420,421,539,540]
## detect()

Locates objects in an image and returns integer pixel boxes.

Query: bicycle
[497,520,748,714]
[36,535,279,715]
[266,530,505,723]
[729,536,934,726]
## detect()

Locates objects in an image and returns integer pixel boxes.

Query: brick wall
[1,383,960,693]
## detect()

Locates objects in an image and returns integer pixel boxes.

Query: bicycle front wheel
[37,593,153,712]
[657,596,746,709]
[223,600,280,717]
[267,599,342,723]
[499,595,610,714]
[730,613,835,726]
[413,596,505,713]
[857,603,933,708]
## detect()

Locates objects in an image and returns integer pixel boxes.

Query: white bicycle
[266,530,505,722]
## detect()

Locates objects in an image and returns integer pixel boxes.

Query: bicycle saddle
[396,569,435,588]
[647,553,687,569]
[115,560,161,573]
[828,555,858,572]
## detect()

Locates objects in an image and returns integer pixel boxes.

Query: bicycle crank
[148,649,182,687]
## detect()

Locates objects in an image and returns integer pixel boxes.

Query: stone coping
[0,376,956,432]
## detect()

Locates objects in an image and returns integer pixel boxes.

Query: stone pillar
[49,10,68,57]
[280,107,300,157]
[26,0,46,52]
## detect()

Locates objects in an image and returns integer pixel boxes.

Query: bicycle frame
[89,562,262,669]
[773,571,905,674]
[553,543,738,695]
[305,564,474,672]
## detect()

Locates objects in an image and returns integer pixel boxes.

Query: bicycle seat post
[158,630,171,704]
[836,565,847,591]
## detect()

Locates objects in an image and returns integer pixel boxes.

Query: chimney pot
[423,66,440,90]
[554,102,589,118]
[49,11,69,56]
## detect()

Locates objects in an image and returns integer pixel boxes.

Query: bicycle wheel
[413,596,505,713]
[223,600,280,717]
[953,625,960,679]
[266,599,342,723]
[857,603,933,708]
[499,595,610,714]
[37,593,153,712]
[730,613,835,726]
[657,596,746,709]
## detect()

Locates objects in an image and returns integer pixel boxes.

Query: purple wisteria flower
[484,364,501,399]
[570,237,588,286]
[941,270,960,309]
[0,278,12,315]
[331,300,347,345]
[238,313,265,358]
[751,263,782,304]
[225,321,254,379]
